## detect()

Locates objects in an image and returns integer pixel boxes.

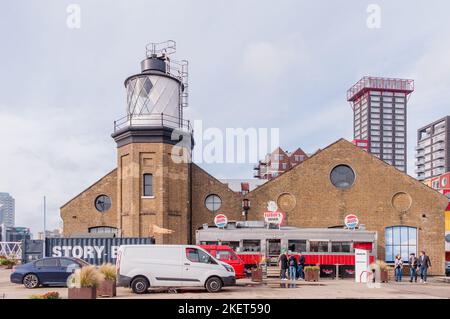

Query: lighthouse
[111,41,193,243]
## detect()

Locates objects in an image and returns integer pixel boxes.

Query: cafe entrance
[266,239,281,265]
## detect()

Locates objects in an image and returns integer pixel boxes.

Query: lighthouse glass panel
[94,195,111,212]
[330,165,355,189]
[205,194,222,212]
[126,75,180,127]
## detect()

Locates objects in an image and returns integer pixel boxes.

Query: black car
[10,257,89,288]
[446,262,450,277]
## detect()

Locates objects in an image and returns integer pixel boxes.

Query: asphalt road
[0,269,449,299]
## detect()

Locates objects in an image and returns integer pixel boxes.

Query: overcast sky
[1,1,450,236]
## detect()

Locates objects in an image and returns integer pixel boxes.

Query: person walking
[288,254,297,281]
[409,253,418,283]
[297,252,305,280]
[418,251,432,284]
[278,250,289,281]
[394,254,403,282]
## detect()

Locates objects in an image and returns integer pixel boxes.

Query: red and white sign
[344,214,359,229]
[264,211,285,225]
[214,214,228,228]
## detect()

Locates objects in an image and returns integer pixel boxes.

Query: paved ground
[0,269,449,299]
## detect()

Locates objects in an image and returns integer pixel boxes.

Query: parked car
[116,245,236,294]
[10,257,89,289]
[199,245,245,279]
[446,262,450,277]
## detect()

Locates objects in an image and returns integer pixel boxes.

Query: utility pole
[43,196,46,258]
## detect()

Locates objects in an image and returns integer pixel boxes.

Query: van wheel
[131,276,149,294]
[205,277,222,293]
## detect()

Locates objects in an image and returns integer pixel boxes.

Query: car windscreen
[72,258,90,266]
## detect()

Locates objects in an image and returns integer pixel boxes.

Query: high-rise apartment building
[347,77,414,172]
[0,192,15,228]
[416,116,450,181]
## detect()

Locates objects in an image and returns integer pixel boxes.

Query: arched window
[88,226,118,236]
[385,226,417,263]
[205,194,222,212]
[143,174,153,197]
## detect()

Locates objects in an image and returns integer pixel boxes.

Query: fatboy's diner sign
[264,201,284,226]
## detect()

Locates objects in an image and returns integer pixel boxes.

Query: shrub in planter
[251,268,263,282]
[0,258,17,269]
[304,266,320,282]
[68,265,102,299]
[29,292,61,299]
[369,260,389,283]
[251,257,266,282]
[98,263,117,297]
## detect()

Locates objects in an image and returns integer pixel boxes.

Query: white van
[116,245,236,294]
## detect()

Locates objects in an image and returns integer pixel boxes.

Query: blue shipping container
[43,237,154,265]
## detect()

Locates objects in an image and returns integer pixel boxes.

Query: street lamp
[242,199,250,221]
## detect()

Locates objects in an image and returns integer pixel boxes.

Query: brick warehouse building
[60,43,448,275]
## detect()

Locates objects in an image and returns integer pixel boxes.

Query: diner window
[288,240,307,253]
[309,241,329,253]
[143,174,153,197]
[242,240,261,252]
[385,226,417,263]
[331,242,352,253]
[221,241,240,251]
[200,241,219,246]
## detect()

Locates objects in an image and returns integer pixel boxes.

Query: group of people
[278,250,305,281]
[394,251,432,283]
[279,249,433,283]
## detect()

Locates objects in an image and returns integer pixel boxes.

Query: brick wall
[61,169,118,236]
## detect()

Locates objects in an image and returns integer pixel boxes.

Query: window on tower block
[143,174,153,197]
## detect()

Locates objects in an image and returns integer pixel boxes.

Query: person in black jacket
[418,251,432,283]
[288,254,298,280]
[297,252,305,280]
[278,251,289,280]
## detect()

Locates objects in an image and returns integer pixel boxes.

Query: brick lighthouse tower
[111,41,193,244]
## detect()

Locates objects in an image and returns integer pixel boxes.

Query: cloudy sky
[1,1,450,236]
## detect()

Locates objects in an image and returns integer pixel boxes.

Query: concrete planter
[305,269,319,282]
[380,270,389,283]
[68,287,97,299]
[251,269,263,282]
[98,280,117,297]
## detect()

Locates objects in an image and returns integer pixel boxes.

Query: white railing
[0,242,22,260]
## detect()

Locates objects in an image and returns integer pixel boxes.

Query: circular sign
[214,214,228,228]
[277,193,296,212]
[445,234,450,243]
[344,214,359,229]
